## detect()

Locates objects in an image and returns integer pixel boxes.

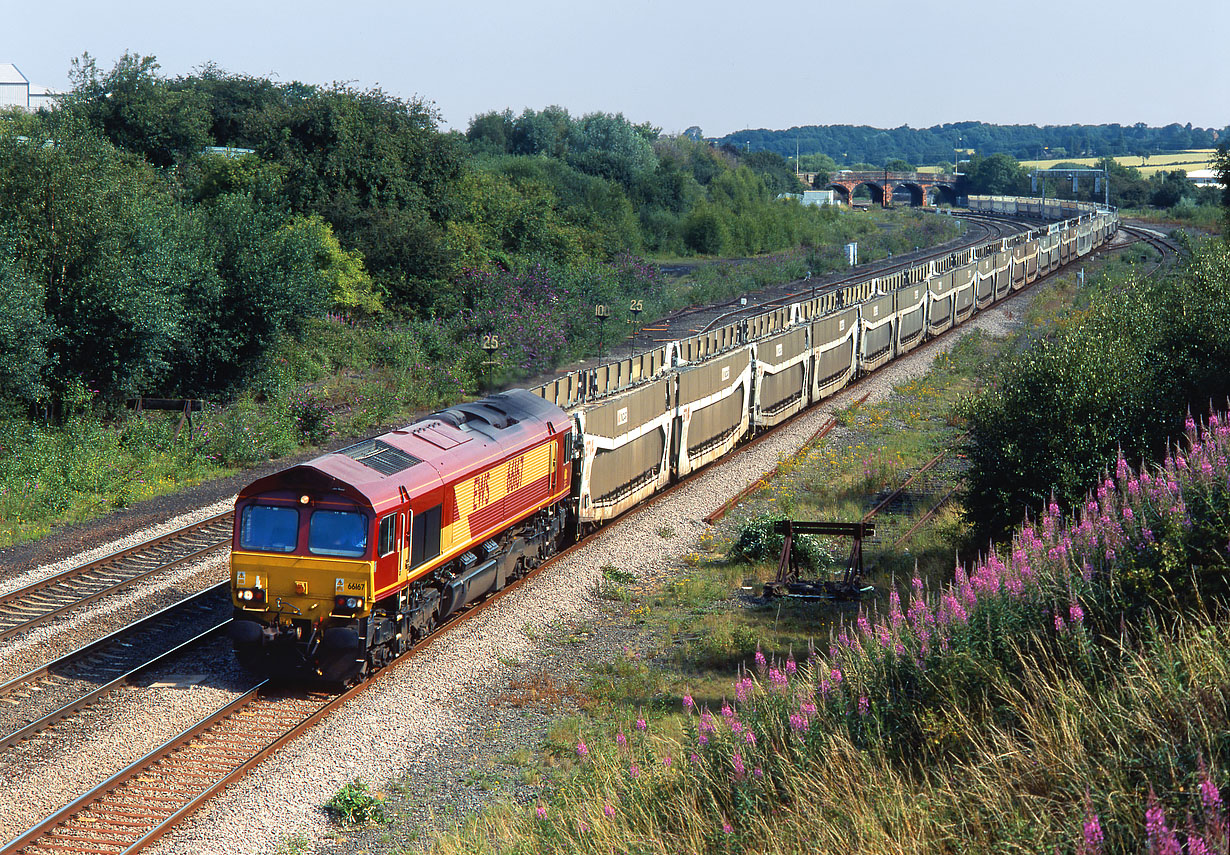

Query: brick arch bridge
[798,171,959,207]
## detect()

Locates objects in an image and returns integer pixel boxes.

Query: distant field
[1018,149,1217,176]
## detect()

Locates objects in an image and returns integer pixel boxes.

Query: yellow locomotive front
[229,494,378,682]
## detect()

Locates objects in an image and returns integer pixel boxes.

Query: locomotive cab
[229,389,574,685]
[230,478,392,683]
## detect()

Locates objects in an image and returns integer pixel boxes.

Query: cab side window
[378,514,396,557]
[411,504,442,569]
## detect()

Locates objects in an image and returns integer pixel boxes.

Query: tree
[1149,170,1190,209]
[1214,146,1230,235]
[742,150,803,195]
[65,53,212,168]
[960,153,1026,195]
[466,110,514,155]
[0,258,51,405]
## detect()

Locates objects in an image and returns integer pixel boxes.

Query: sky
[7,0,1228,137]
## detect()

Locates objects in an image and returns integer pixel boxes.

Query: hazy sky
[8,0,1228,137]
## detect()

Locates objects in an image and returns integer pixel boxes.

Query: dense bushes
[963,239,1230,543]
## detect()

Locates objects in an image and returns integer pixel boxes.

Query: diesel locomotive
[229,196,1118,683]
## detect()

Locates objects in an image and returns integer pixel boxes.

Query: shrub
[323,779,387,825]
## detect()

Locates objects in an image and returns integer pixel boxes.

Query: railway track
[0,584,232,753]
[0,514,232,646]
[1119,223,1185,277]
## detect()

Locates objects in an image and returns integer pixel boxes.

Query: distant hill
[714,121,1229,168]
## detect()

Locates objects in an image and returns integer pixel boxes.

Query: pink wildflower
[1079,811,1104,855]
[858,696,869,716]
[745,730,756,746]
[616,731,627,749]
[1146,789,1182,855]
[754,649,767,672]
[576,740,589,758]
[604,804,615,818]
[662,755,672,767]
[635,717,647,732]
[536,805,547,819]
[1069,601,1085,625]
[722,821,733,834]
[683,694,694,711]
[629,763,640,779]
[1054,613,1067,632]
[785,658,797,675]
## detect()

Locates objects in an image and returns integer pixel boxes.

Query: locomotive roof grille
[337,439,422,476]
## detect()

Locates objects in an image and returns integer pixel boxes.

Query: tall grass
[432,409,1230,854]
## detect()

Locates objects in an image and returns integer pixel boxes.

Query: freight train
[229,196,1118,683]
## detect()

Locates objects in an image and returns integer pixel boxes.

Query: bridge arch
[927,184,957,206]
[826,184,851,205]
[850,181,885,206]
[891,182,926,207]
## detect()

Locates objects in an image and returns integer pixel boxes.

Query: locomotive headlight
[346,597,358,608]
[240,590,252,601]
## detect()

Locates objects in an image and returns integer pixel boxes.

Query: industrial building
[0,63,63,111]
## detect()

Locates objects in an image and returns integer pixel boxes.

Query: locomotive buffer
[764,519,874,600]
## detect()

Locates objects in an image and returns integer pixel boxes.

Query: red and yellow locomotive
[229,390,574,682]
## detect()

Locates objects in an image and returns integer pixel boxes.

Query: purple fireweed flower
[890,589,905,629]
[683,694,694,711]
[698,733,709,746]
[1054,613,1066,632]
[635,717,647,732]
[1079,811,1104,855]
[732,752,745,779]
[629,763,640,779]
[721,703,734,719]
[536,805,547,819]
[1202,766,1224,816]
[754,649,767,672]
[604,804,615,818]
[857,696,869,716]
[769,667,787,689]
[616,732,627,749]
[689,753,700,764]
[744,731,756,746]
[753,767,763,778]
[857,613,872,637]
[662,755,672,767]
[576,741,589,758]
[1146,790,1182,855]
[785,658,797,675]
[722,821,733,834]
[1070,601,1085,625]
[790,713,809,733]
[732,720,744,735]
[830,668,843,685]
[877,625,891,648]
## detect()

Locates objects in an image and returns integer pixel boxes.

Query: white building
[0,63,63,111]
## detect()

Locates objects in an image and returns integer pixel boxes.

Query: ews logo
[472,472,492,510]
[505,457,523,494]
